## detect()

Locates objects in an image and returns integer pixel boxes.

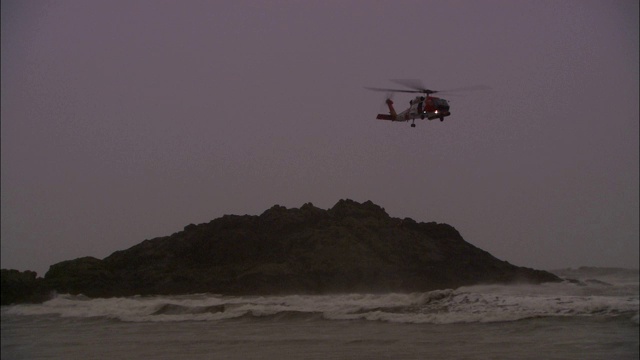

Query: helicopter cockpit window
[434,98,450,110]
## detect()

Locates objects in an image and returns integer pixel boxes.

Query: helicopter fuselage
[407,96,450,120]
[376,96,451,124]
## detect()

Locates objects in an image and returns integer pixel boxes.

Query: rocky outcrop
[39,199,559,298]
[3,200,560,302]
[0,269,52,305]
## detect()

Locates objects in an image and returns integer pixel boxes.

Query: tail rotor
[379,91,394,113]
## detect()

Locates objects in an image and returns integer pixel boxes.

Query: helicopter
[366,80,488,127]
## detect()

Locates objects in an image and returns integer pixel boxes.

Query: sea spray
[7,272,638,324]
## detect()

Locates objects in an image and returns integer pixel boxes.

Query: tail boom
[376,114,395,121]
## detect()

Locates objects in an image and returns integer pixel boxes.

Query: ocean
[2,268,638,359]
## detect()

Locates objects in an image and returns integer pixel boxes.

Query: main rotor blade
[367,82,490,96]
[365,86,422,94]
[390,79,438,94]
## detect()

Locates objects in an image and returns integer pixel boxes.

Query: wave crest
[6,279,638,324]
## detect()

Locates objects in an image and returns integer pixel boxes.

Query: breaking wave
[6,268,638,324]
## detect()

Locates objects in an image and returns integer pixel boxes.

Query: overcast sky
[2,0,638,276]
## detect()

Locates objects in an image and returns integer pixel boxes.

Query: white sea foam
[7,268,638,324]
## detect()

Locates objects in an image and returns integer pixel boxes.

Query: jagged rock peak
[260,204,289,216]
[256,199,388,222]
[329,199,389,218]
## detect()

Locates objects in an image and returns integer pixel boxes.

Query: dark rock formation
[38,199,559,298]
[1,269,52,305]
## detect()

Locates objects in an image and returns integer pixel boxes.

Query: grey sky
[2,0,638,276]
